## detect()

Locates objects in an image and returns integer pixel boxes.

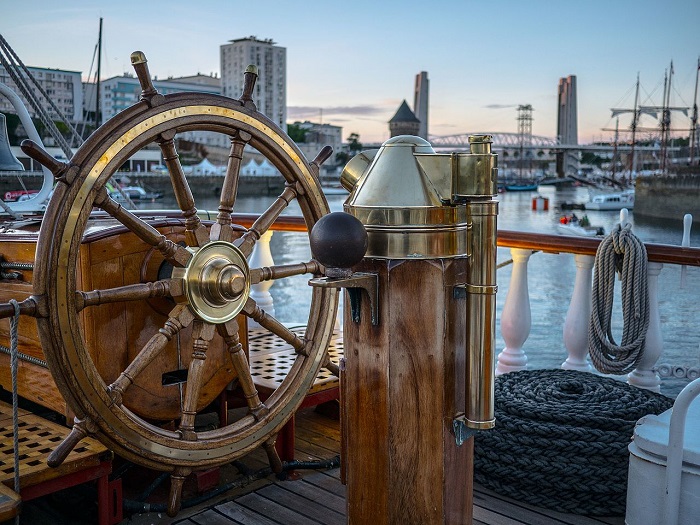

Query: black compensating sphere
[310,212,368,270]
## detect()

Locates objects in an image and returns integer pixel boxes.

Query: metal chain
[588,223,650,374]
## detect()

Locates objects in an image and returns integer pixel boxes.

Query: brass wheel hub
[172,241,250,323]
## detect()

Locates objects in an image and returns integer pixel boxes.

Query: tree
[287,123,307,143]
[347,132,362,153]
[335,133,363,166]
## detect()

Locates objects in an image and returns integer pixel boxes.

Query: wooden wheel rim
[33,94,338,470]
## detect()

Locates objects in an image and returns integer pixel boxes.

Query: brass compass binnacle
[25,53,338,516]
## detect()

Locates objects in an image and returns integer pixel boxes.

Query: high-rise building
[414,71,429,139]
[557,75,578,177]
[0,65,83,123]
[220,37,286,129]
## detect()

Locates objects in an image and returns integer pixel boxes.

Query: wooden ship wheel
[16,52,339,515]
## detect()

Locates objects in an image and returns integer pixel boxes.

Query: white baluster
[620,208,630,227]
[562,254,594,372]
[248,230,275,329]
[496,248,532,376]
[628,261,663,392]
[680,213,692,288]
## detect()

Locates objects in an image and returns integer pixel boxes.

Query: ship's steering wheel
[23,53,338,515]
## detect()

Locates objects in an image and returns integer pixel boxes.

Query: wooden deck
[170,407,625,525]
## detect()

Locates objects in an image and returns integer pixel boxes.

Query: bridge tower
[517,104,533,179]
[557,75,579,177]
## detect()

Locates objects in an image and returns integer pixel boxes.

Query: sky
[2,0,699,145]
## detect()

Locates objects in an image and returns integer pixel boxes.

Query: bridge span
[427,132,657,152]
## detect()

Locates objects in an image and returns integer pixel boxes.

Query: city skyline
[2,0,699,145]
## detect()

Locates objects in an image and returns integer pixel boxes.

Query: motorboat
[584,189,635,211]
[557,214,605,236]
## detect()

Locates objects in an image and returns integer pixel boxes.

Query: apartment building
[0,65,83,122]
[220,36,286,128]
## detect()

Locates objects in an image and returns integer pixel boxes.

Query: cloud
[483,104,518,109]
[288,105,386,119]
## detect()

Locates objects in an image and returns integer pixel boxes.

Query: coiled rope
[588,223,649,375]
[474,369,673,516]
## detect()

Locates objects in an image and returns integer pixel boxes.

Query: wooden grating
[0,400,111,489]
[248,326,343,395]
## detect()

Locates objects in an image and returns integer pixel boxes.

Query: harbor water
[145,184,700,397]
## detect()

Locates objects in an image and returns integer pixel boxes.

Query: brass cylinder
[465,200,498,429]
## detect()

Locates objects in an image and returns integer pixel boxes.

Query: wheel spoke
[262,437,283,474]
[95,189,192,267]
[243,298,307,355]
[249,260,321,285]
[75,279,181,311]
[178,320,216,440]
[218,320,268,420]
[210,131,251,243]
[167,467,191,517]
[107,304,195,405]
[235,185,299,257]
[158,134,210,247]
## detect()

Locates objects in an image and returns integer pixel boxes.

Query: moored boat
[585,189,635,210]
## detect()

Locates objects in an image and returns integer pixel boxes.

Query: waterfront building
[84,74,221,124]
[389,100,420,137]
[414,71,429,139]
[291,120,343,176]
[0,65,83,123]
[557,75,579,176]
[220,37,286,129]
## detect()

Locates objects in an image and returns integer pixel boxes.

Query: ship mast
[659,63,673,174]
[95,17,102,128]
[629,73,640,176]
[690,57,699,166]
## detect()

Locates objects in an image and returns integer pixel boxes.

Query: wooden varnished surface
[169,407,624,525]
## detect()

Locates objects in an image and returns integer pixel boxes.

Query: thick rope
[588,223,649,375]
[474,370,673,516]
[9,299,20,524]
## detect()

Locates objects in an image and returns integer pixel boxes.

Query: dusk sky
[3,0,699,145]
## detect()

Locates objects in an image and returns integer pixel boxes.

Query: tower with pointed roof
[389,100,420,137]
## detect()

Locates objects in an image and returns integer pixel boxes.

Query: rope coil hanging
[588,222,650,375]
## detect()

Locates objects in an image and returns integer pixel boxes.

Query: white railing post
[562,254,594,372]
[248,230,275,328]
[496,248,532,375]
[628,261,663,392]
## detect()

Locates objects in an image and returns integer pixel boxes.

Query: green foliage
[581,151,605,167]
[287,123,308,143]
[347,132,362,153]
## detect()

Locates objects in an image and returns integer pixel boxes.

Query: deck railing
[234,212,700,393]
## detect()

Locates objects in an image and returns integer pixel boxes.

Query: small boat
[557,214,605,237]
[504,183,538,192]
[584,189,634,211]
[109,185,163,201]
[3,189,38,202]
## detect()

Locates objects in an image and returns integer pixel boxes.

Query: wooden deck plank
[473,505,531,525]
[235,490,330,525]
[189,509,237,524]
[256,484,345,525]
[280,477,346,514]
[299,469,346,498]
[474,487,624,525]
[215,501,282,525]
